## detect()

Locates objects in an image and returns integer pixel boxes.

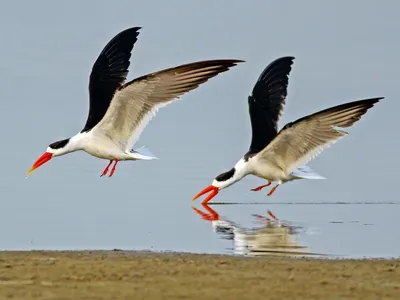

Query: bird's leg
[267,210,277,220]
[108,159,119,177]
[253,214,272,224]
[253,210,277,225]
[267,210,282,227]
[267,183,280,196]
[251,181,271,192]
[100,160,113,177]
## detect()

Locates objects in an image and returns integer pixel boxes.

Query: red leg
[253,214,267,220]
[251,181,271,192]
[108,159,119,177]
[101,160,113,177]
[267,210,278,220]
[267,183,280,196]
[254,217,272,225]
[253,210,279,225]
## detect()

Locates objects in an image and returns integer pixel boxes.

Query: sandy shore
[0,250,398,299]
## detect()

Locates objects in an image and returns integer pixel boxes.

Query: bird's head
[192,158,251,203]
[192,168,239,203]
[26,138,72,176]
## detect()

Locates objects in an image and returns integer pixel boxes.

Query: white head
[26,136,80,176]
[192,158,249,203]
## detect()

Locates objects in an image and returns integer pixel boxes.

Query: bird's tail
[290,165,325,180]
[130,145,158,160]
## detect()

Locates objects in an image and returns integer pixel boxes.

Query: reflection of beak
[26,152,53,176]
[191,204,219,221]
[192,185,219,204]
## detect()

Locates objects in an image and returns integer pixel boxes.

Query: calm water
[1,1,400,258]
[190,202,400,258]
[1,197,399,258]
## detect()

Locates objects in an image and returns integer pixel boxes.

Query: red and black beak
[192,185,219,204]
[26,152,53,176]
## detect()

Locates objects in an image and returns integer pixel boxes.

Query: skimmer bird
[192,56,382,204]
[26,27,243,177]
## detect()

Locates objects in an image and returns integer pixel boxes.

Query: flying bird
[26,27,243,177]
[192,56,382,204]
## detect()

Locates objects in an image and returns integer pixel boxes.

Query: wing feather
[256,97,382,175]
[92,59,244,150]
[245,56,295,158]
[83,27,141,133]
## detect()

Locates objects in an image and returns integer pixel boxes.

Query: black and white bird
[192,56,382,204]
[26,27,243,177]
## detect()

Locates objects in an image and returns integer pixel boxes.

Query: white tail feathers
[290,165,325,180]
[131,145,158,160]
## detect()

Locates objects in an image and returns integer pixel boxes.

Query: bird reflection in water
[192,204,317,257]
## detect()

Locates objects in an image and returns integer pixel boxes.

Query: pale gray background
[0,0,398,257]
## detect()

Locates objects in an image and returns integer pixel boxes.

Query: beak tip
[26,152,53,177]
[191,185,218,203]
[26,167,37,177]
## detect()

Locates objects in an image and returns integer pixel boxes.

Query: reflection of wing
[212,220,235,240]
[195,205,310,256]
[249,227,304,255]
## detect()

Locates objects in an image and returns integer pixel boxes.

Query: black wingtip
[171,58,245,72]
[331,96,384,117]
[285,96,384,130]
[348,96,384,107]
[371,97,384,102]
[273,56,295,62]
[221,59,245,68]
[251,56,295,99]
[96,27,142,60]
[120,27,142,34]
[200,59,245,74]
[202,59,245,66]
[118,26,142,32]
[84,27,143,133]
[246,56,296,156]
[359,97,384,110]
[256,56,295,83]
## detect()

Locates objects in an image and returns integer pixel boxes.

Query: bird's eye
[215,168,235,181]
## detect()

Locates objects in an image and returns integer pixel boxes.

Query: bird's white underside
[250,139,338,182]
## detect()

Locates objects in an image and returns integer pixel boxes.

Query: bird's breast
[80,133,130,160]
[251,158,286,181]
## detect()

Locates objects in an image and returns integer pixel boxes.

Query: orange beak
[26,152,53,176]
[192,185,219,204]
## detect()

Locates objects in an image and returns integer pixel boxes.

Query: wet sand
[0,250,398,299]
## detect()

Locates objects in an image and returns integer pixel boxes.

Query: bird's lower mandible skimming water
[26,27,243,177]
[192,56,382,204]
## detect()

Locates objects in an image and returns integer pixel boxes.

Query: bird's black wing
[81,27,141,133]
[245,56,295,158]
